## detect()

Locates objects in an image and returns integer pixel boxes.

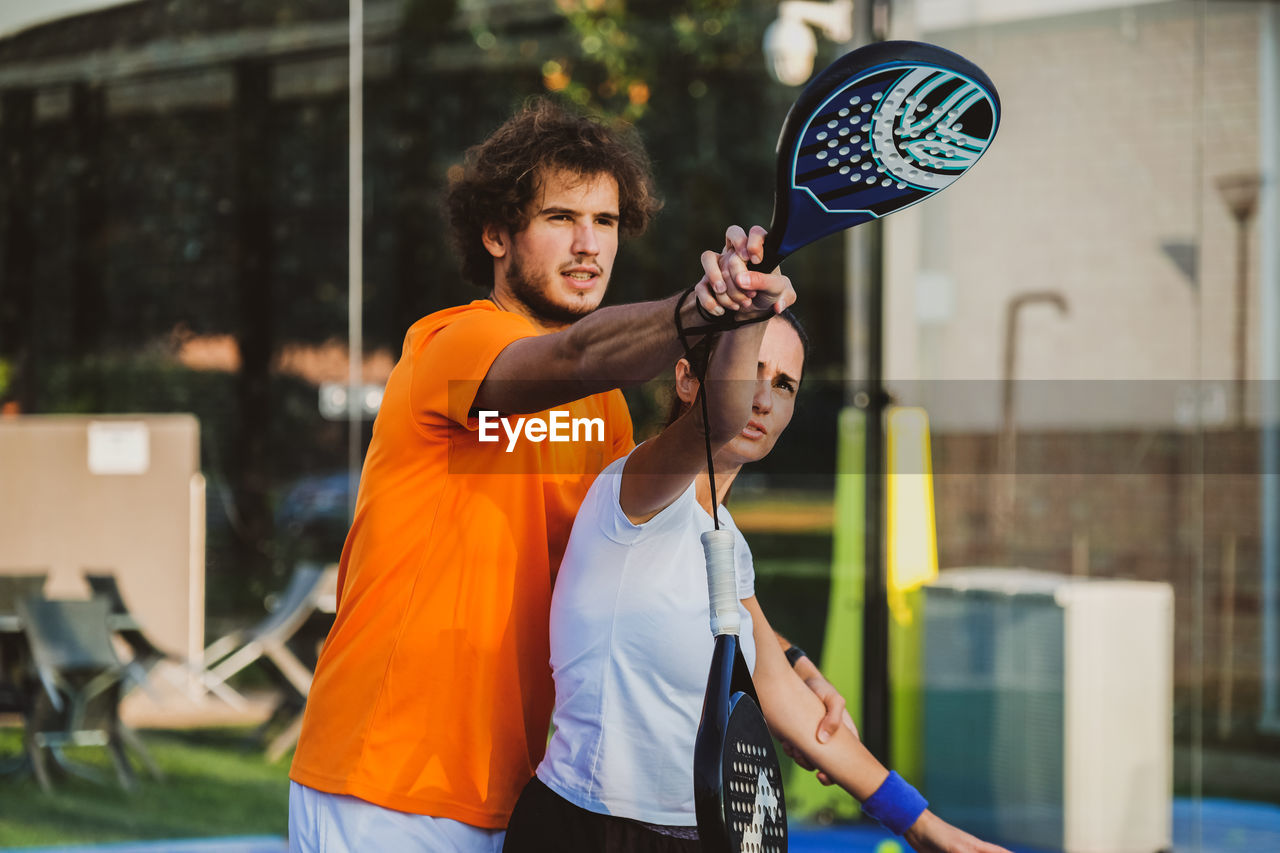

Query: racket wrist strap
[680,311,774,337]
[862,771,928,836]
[678,285,776,337]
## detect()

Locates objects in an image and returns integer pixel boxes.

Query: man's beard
[505,254,599,326]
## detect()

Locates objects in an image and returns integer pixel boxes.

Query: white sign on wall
[88,420,150,475]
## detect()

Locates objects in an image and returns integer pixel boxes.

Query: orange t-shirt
[290,300,634,827]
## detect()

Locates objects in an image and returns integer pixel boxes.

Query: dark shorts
[503,776,701,853]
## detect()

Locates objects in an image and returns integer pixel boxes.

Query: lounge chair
[197,562,330,709]
[17,597,138,791]
[84,571,184,698]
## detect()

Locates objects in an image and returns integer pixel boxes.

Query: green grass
[0,727,290,848]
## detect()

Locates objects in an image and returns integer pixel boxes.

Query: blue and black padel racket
[692,41,999,853]
[752,39,1001,271]
[693,527,787,853]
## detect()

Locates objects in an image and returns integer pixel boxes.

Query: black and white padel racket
[693,528,787,853]
[751,39,1001,271]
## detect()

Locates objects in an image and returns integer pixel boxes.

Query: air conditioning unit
[923,569,1173,853]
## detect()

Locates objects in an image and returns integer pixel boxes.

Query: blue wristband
[862,771,928,836]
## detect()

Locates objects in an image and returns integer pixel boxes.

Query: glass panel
[2,0,1277,847]
[888,0,1280,849]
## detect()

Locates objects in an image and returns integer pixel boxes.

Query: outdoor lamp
[763,0,854,85]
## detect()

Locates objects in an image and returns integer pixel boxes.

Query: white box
[923,569,1173,853]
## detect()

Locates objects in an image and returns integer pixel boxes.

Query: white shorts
[289,781,506,853]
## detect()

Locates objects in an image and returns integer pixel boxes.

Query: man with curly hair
[287,99,823,852]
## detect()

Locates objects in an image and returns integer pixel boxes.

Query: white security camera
[763,15,818,86]
[762,0,854,86]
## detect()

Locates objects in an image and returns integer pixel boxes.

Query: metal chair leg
[118,724,163,780]
[107,735,138,791]
[24,729,53,793]
[265,713,305,763]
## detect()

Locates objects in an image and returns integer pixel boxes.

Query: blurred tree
[383,0,462,351]
[230,59,277,584]
[69,83,107,362]
[0,88,36,411]
[548,0,768,121]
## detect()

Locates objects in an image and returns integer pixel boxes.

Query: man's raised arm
[475,225,792,414]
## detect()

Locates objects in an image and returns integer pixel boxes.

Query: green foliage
[548,0,771,120]
[401,0,461,43]
[0,728,290,846]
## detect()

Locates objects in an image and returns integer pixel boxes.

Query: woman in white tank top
[504,232,1010,853]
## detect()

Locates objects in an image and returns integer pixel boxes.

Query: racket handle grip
[747,229,784,274]
[702,529,740,636]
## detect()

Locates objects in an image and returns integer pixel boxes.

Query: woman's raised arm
[618,229,791,524]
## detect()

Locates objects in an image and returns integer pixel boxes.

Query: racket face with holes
[694,634,788,853]
[721,695,787,853]
[756,40,1001,270]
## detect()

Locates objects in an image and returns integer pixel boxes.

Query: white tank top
[537,450,756,826]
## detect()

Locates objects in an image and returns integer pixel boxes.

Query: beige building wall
[0,414,205,662]
[884,0,1266,430]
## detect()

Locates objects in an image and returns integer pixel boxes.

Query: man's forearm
[478,290,723,415]
[558,291,708,393]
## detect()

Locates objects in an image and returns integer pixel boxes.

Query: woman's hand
[780,701,859,785]
[694,225,793,318]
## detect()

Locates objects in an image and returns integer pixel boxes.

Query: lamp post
[995,292,1069,544]
[764,0,894,767]
[1212,172,1261,742]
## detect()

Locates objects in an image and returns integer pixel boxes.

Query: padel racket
[693,529,787,853]
[691,40,999,853]
[752,40,1001,271]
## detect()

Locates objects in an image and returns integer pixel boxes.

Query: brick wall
[932,426,1273,740]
